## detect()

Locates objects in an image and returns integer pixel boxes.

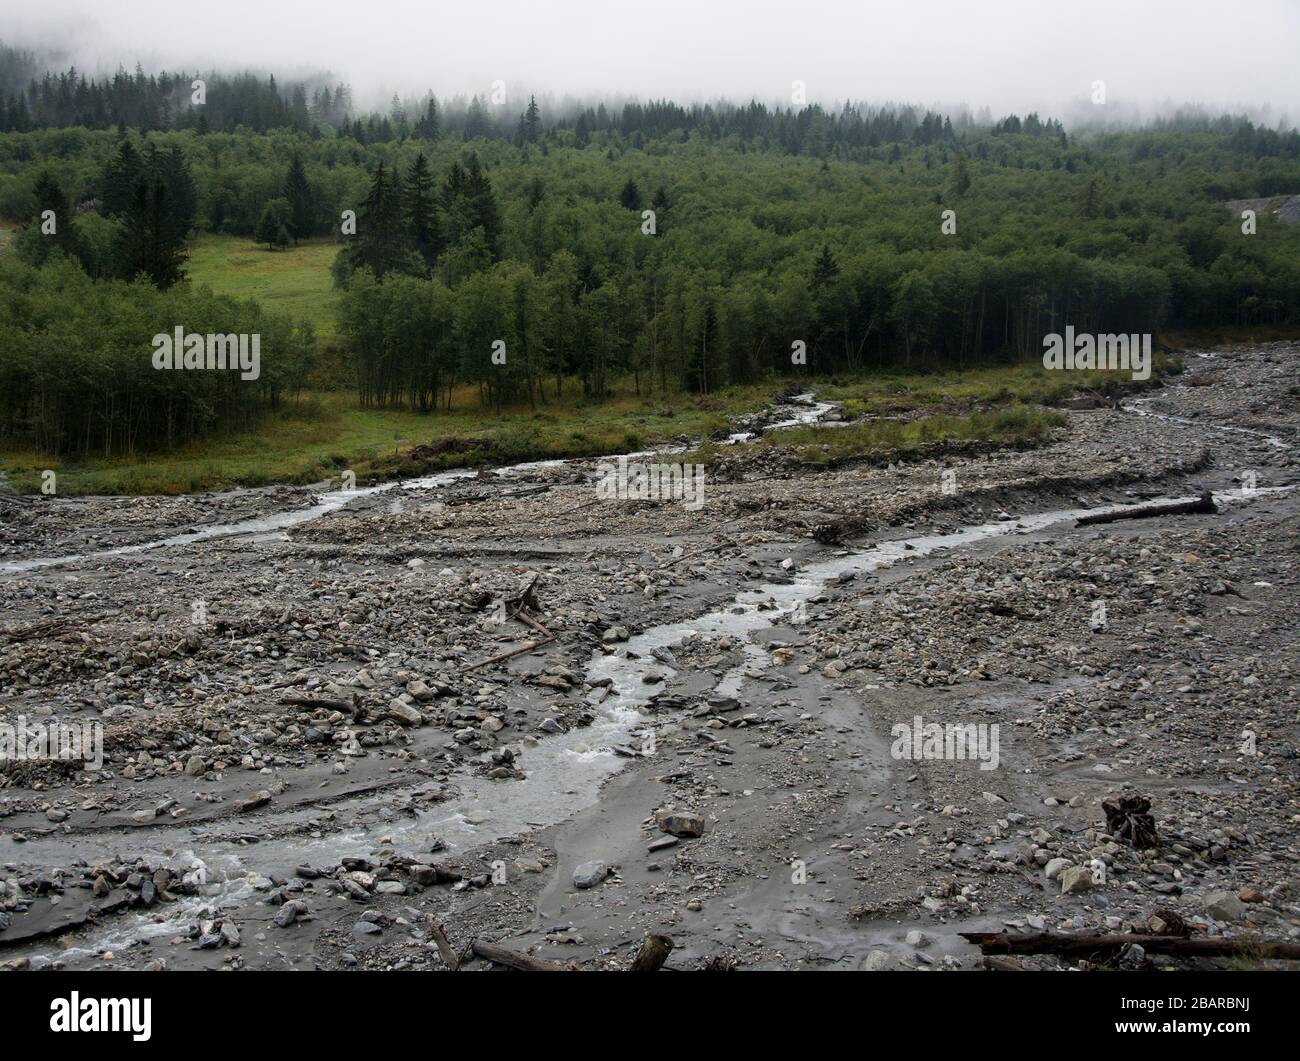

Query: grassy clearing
[186,233,341,340]
[815,357,1174,418]
[1,357,1112,496]
[689,405,1068,469]
[0,384,758,496]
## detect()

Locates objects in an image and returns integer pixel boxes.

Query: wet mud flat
[0,348,1298,971]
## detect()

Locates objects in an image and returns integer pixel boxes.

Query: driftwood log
[2,613,109,642]
[470,939,574,971]
[425,918,461,971]
[463,635,556,673]
[1076,490,1216,527]
[629,934,674,971]
[278,693,360,715]
[961,931,1300,961]
[469,935,675,972]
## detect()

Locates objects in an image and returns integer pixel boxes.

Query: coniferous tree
[951,152,971,197]
[158,145,197,235]
[283,153,314,242]
[464,153,501,258]
[414,96,440,139]
[464,95,490,140]
[256,197,292,249]
[116,173,186,287]
[1078,175,1104,219]
[404,152,440,270]
[811,244,839,290]
[523,95,540,142]
[353,161,408,278]
[619,178,642,211]
[32,170,77,256]
[101,138,142,217]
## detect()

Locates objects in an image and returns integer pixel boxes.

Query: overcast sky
[6,0,1298,123]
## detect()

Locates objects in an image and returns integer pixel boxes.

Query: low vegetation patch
[690,405,1068,471]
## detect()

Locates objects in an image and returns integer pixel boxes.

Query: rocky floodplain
[0,344,1296,971]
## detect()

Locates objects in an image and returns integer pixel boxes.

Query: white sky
[6,0,1298,122]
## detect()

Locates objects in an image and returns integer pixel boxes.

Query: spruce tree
[101,138,141,217]
[951,153,971,197]
[619,179,642,211]
[117,174,186,287]
[811,244,839,290]
[255,198,292,249]
[523,95,540,142]
[404,152,440,270]
[32,170,77,256]
[354,161,408,278]
[464,154,501,258]
[158,145,197,235]
[284,153,314,242]
[414,96,440,140]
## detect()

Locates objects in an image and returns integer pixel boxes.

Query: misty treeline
[0,255,316,457]
[7,42,1299,160]
[0,42,981,151]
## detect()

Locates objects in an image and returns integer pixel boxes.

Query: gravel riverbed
[1,344,1297,971]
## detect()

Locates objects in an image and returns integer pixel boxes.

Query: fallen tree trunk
[446,484,552,506]
[462,634,556,673]
[2,613,109,642]
[470,938,573,971]
[961,930,1300,961]
[1076,490,1216,527]
[278,694,359,715]
[629,934,674,971]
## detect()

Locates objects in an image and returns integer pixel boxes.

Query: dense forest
[1,46,1298,457]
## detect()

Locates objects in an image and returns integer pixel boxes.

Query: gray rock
[1202,891,1246,921]
[386,700,424,727]
[659,812,705,838]
[274,900,304,928]
[1045,857,1073,880]
[572,860,610,889]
